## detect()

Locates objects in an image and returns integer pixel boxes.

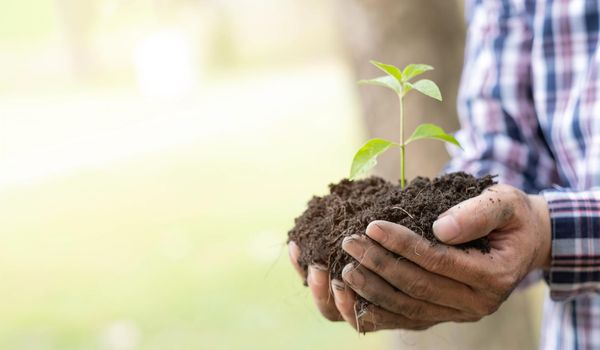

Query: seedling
[349,61,462,188]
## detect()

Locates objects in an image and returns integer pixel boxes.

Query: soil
[287,172,495,282]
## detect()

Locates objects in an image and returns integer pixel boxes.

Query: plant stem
[399,92,405,189]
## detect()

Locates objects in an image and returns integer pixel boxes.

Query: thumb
[432,185,516,245]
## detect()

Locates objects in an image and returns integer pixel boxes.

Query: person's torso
[531,0,600,190]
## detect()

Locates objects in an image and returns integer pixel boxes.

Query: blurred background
[0,0,383,349]
[0,0,545,349]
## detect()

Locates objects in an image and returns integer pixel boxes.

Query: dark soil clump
[288,172,495,281]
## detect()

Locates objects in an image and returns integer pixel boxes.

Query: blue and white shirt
[447,1,600,348]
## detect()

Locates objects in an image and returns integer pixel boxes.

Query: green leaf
[358,76,401,94]
[402,64,434,82]
[405,123,462,148]
[408,79,442,101]
[350,138,397,179]
[370,60,403,82]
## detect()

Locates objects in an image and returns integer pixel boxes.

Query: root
[413,227,426,256]
[413,242,424,256]
[414,244,422,256]
[326,255,334,304]
[354,302,370,335]
[265,240,287,280]
[327,270,334,304]
[354,302,361,334]
[358,245,377,266]
[392,206,415,220]
[414,187,426,201]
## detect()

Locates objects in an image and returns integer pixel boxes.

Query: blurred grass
[0,61,388,349]
[0,0,55,41]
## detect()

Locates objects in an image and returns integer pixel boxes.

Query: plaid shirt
[446,0,600,348]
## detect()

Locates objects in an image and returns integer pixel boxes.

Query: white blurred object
[100,320,142,350]
[133,29,198,99]
[246,230,282,264]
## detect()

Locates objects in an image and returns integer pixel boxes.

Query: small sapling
[349,61,462,188]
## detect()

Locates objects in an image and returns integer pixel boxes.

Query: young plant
[350,61,462,188]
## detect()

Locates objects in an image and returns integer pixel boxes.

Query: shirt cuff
[541,188,600,301]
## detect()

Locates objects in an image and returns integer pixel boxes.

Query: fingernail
[365,222,388,243]
[437,210,451,219]
[288,241,299,258]
[308,266,326,287]
[331,279,346,292]
[432,215,460,243]
[342,263,365,288]
[342,234,359,244]
[312,263,328,271]
[342,235,364,257]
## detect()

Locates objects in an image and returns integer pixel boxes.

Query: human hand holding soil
[288,241,344,322]
[289,240,416,331]
[287,61,552,332]
[338,184,551,331]
[287,173,495,331]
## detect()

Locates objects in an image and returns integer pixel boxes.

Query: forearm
[447,0,561,194]
[445,0,560,290]
[541,188,600,301]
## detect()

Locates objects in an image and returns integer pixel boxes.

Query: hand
[288,241,343,322]
[288,241,417,331]
[340,184,551,329]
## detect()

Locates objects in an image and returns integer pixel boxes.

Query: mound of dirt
[288,172,495,281]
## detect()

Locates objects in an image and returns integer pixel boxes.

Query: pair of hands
[289,184,551,332]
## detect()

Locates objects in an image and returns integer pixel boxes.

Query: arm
[337,184,552,330]
[328,0,561,330]
[445,0,560,193]
[451,2,600,300]
[339,184,600,328]
[541,188,600,301]
[446,0,559,288]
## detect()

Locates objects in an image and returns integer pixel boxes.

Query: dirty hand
[288,242,341,321]
[339,184,551,331]
[289,241,404,331]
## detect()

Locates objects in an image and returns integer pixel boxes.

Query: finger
[330,280,400,333]
[330,283,433,333]
[342,234,478,311]
[358,304,436,332]
[365,220,488,285]
[342,263,461,322]
[288,241,307,280]
[308,265,342,321]
[331,279,358,328]
[432,184,521,244]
